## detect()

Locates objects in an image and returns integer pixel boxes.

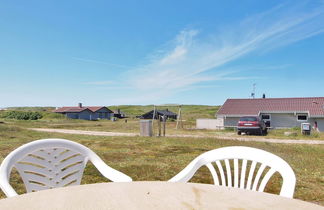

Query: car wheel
[259,128,263,136]
[237,131,242,135]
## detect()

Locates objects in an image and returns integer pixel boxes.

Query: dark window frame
[297,115,308,121]
[261,114,271,121]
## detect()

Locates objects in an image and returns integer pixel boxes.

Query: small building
[196,118,224,130]
[139,109,177,120]
[216,97,324,131]
[113,109,127,119]
[54,103,113,120]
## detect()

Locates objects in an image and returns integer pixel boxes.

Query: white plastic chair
[169,146,296,198]
[0,138,132,197]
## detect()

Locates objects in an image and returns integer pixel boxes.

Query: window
[239,117,257,121]
[261,114,270,120]
[297,115,307,121]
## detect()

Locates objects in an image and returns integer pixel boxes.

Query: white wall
[224,117,240,127]
[220,113,323,132]
[196,119,224,130]
[269,113,299,128]
[309,118,324,132]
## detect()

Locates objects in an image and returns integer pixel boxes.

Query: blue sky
[1,0,324,107]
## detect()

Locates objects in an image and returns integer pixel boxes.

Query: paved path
[30,128,324,145]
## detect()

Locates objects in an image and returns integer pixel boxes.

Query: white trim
[259,111,309,115]
[219,115,258,118]
[221,111,311,117]
[310,115,324,118]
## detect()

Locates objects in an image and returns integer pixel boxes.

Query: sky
[1,0,324,107]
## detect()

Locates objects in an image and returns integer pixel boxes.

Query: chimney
[118,109,120,114]
[262,94,266,99]
[78,103,82,108]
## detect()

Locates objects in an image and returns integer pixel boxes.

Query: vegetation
[41,112,66,120]
[5,107,55,112]
[0,106,323,205]
[266,128,324,140]
[108,105,219,122]
[0,123,323,206]
[1,105,324,139]
[1,111,43,120]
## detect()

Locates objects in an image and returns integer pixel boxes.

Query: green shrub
[42,112,65,119]
[224,127,235,131]
[292,126,301,131]
[0,111,5,118]
[311,132,320,138]
[2,111,43,120]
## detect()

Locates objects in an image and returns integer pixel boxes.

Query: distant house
[139,109,177,120]
[113,109,127,119]
[216,97,324,131]
[54,103,113,120]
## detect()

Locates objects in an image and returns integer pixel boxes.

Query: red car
[237,116,267,135]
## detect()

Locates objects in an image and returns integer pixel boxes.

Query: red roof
[217,97,324,117]
[87,107,109,112]
[54,106,112,113]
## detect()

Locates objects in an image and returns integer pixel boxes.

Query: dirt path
[30,128,137,137]
[30,128,324,145]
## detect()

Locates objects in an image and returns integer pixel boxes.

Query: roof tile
[217,97,324,117]
[54,106,112,113]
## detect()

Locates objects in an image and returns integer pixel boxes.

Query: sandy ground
[29,128,324,145]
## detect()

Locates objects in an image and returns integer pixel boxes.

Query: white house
[216,97,324,131]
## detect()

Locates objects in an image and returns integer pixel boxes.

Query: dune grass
[2,105,323,140]
[0,123,323,205]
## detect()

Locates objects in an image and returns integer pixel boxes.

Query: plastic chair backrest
[0,138,132,197]
[169,146,296,198]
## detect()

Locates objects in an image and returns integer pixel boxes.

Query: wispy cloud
[79,1,323,104]
[83,80,116,85]
[72,57,131,69]
[118,1,324,103]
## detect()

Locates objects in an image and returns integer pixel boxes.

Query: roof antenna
[251,83,256,99]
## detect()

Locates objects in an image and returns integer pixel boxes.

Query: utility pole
[158,115,162,137]
[251,83,256,99]
[152,105,156,135]
[162,115,166,136]
[176,105,183,129]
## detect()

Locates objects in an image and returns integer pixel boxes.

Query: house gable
[91,107,113,113]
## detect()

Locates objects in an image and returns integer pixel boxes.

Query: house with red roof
[216,97,324,131]
[54,103,113,120]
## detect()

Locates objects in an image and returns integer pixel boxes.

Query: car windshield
[240,117,258,121]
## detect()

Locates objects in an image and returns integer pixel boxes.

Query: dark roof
[54,107,89,113]
[138,109,177,119]
[113,110,126,114]
[217,97,324,117]
[155,110,177,116]
[54,106,113,113]
[87,107,113,113]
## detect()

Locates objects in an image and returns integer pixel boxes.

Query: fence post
[140,120,153,137]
